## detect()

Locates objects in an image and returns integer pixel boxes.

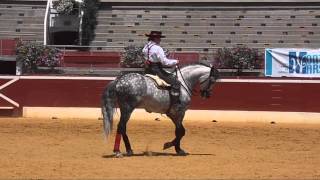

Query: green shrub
[120,44,173,68]
[214,46,259,74]
[16,41,63,73]
[120,45,145,68]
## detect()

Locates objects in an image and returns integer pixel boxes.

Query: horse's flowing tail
[101,80,117,138]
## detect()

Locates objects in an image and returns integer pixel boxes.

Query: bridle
[176,64,218,98]
[199,65,218,98]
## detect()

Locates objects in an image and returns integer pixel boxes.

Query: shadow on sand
[102,151,215,158]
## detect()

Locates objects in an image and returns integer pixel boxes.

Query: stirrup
[170,91,179,96]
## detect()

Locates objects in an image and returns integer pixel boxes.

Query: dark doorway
[0,61,16,75]
[52,31,79,45]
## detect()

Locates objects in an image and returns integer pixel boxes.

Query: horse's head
[199,64,219,98]
[178,62,219,98]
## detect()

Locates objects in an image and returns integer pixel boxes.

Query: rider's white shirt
[142,41,178,66]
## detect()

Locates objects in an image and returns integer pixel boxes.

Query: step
[0,106,14,109]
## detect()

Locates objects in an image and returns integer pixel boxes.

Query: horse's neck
[179,65,209,89]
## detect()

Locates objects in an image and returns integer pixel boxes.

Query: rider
[142,31,181,108]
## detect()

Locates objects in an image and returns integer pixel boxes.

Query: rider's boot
[170,89,181,111]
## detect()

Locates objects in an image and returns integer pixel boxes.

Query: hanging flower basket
[53,0,79,15]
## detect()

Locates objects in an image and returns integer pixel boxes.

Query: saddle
[145,74,181,113]
[145,74,171,88]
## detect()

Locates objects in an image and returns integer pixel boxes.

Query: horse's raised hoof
[176,150,189,156]
[126,150,134,156]
[163,142,174,150]
[114,151,124,158]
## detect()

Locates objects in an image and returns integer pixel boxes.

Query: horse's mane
[179,61,212,69]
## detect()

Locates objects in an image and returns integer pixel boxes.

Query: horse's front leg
[165,112,188,156]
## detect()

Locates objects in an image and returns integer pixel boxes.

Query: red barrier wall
[62,51,121,67]
[1,76,320,116]
[61,51,201,67]
[0,39,16,56]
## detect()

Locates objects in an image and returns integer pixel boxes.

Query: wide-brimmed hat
[145,31,165,38]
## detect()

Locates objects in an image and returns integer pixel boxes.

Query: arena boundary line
[23,107,320,124]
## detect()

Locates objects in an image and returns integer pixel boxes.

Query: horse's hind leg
[113,106,134,157]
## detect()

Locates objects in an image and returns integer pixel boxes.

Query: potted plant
[52,0,79,15]
[214,46,260,76]
[16,40,63,74]
[120,45,145,68]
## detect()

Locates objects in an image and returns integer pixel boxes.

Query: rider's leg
[170,80,181,105]
[154,67,181,106]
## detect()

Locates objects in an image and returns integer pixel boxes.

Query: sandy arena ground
[0,117,320,179]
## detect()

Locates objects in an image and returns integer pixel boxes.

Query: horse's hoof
[114,152,124,158]
[126,150,134,156]
[163,142,173,150]
[176,150,189,156]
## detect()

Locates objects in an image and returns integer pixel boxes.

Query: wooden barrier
[0,39,16,56]
[1,76,320,120]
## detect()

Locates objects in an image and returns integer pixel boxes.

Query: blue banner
[265,48,320,77]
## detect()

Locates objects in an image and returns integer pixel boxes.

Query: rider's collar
[148,41,158,46]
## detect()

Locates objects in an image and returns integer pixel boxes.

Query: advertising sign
[265,48,320,77]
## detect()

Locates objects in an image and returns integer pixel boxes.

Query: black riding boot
[170,89,181,109]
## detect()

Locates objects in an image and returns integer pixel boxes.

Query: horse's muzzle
[200,90,211,98]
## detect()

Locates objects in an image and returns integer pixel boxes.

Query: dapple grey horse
[101,63,219,157]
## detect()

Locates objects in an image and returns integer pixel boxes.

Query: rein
[176,65,193,97]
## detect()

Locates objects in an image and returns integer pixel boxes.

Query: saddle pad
[145,74,171,87]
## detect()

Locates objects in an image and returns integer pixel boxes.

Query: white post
[44,0,52,45]
[78,0,84,46]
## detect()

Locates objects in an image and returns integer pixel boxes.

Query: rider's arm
[142,45,149,60]
[156,46,178,66]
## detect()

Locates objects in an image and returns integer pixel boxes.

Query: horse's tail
[101,80,117,138]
